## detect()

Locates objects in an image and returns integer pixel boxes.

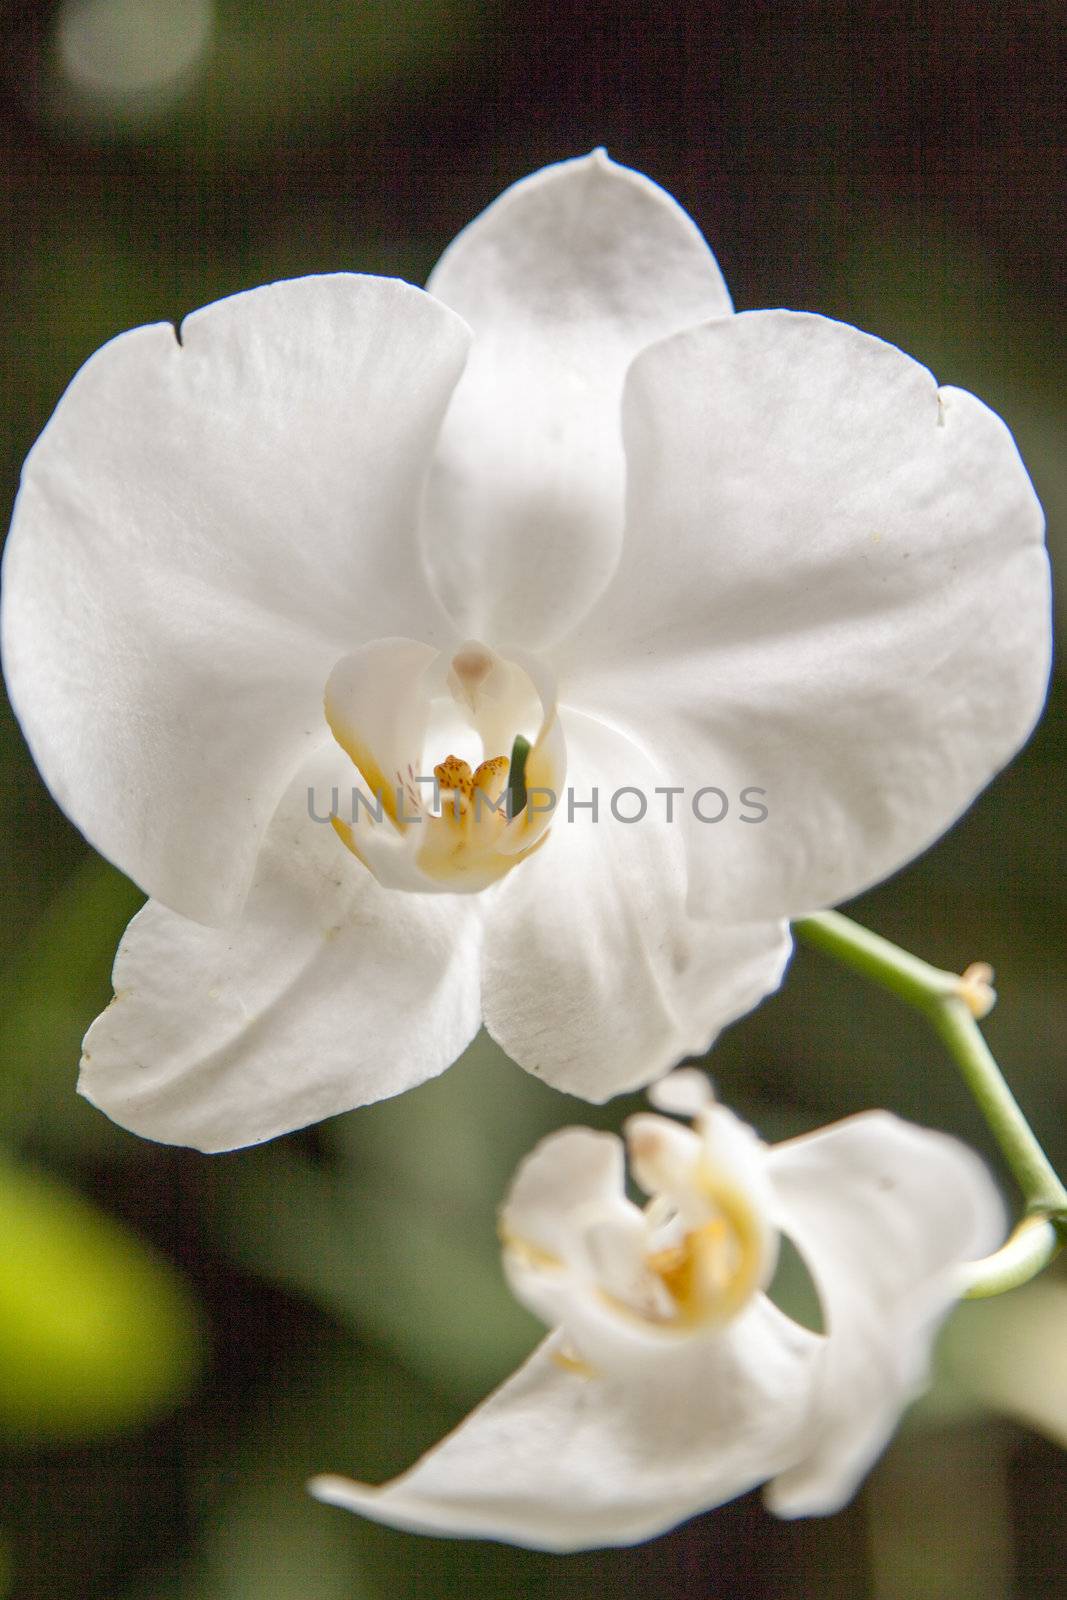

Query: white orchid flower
[1,153,1050,1150]
[311,1073,1006,1550]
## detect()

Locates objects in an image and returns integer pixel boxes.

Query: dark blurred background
[0,1,1064,1595]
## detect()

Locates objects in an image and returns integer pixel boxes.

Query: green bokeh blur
[0,3,1063,1595]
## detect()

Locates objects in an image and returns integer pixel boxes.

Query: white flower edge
[309,1097,1004,1550]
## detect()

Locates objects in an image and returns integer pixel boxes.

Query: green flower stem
[956,1214,1061,1300]
[793,909,965,1012]
[793,910,1067,1298]
[932,997,1067,1217]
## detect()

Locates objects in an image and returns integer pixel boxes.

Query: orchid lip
[502,1099,777,1341]
[322,637,566,894]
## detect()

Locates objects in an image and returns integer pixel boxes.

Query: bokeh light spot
[55,0,214,107]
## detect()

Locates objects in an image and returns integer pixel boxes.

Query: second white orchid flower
[311,1073,1006,1550]
[1,152,1050,1149]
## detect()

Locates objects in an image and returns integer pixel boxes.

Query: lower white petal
[482,707,790,1100]
[79,746,483,1151]
[763,1111,1006,1517]
[311,1299,818,1551]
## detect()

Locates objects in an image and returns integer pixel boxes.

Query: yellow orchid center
[644,1170,767,1329]
[623,1107,774,1331]
[419,751,514,876]
[323,640,563,894]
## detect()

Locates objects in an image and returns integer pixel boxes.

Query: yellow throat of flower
[420,752,513,873]
[323,640,563,893]
[643,1166,767,1329]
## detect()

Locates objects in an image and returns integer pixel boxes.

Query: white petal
[764,1111,1006,1518]
[422,152,732,654]
[502,1126,631,1266]
[647,1067,714,1118]
[324,636,439,828]
[499,1127,658,1340]
[623,1113,706,1215]
[482,706,791,1100]
[78,745,483,1151]
[310,1298,818,1551]
[564,311,1051,919]
[2,276,470,925]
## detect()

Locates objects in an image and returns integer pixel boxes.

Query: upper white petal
[764,1111,1006,1517]
[2,276,470,924]
[310,1299,818,1551]
[481,706,791,1100]
[78,744,483,1151]
[564,310,1051,920]
[422,151,732,654]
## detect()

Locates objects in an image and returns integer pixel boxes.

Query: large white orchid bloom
[1,153,1050,1150]
[311,1074,1006,1550]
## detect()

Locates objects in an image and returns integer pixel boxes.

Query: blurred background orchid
[0,2,1063,1596]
